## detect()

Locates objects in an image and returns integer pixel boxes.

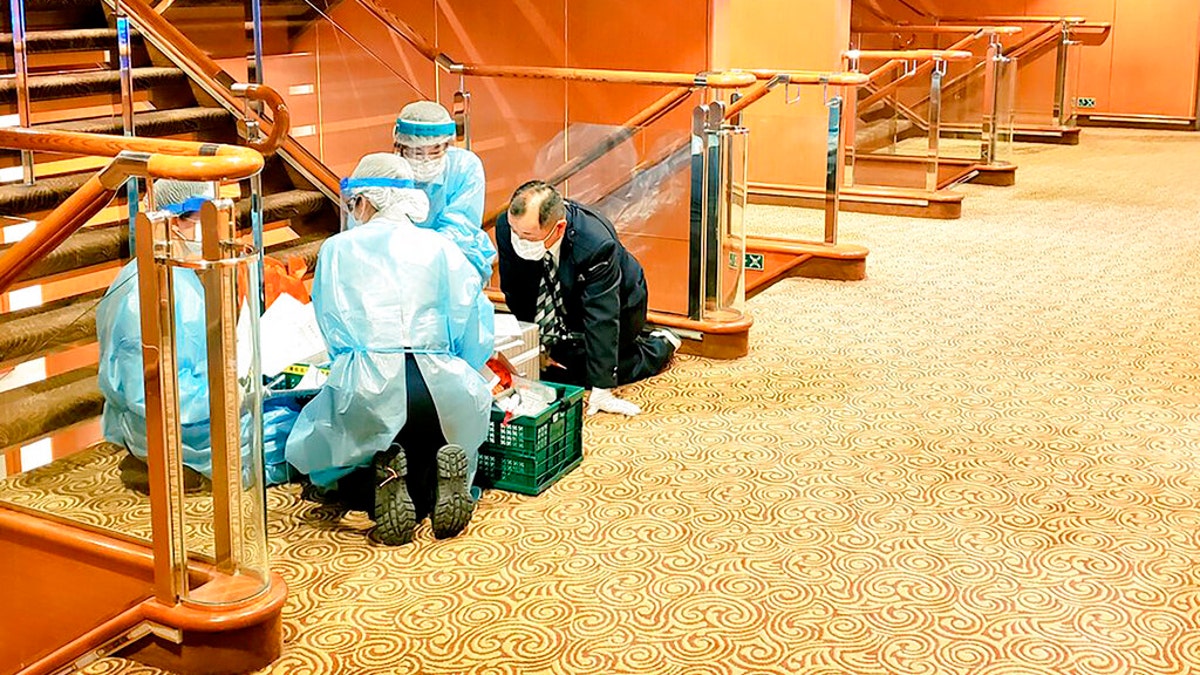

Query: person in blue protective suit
[285,153,495,546]
[97,179,298,494]
[393,101,497,283]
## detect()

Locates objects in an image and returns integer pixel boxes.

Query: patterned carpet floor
[6,128,1200,673]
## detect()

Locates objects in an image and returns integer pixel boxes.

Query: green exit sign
[733,252,764,270]
[1077,97,1097,108]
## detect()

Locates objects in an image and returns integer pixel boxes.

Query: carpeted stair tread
[0,189,330,286]
[0,366,102,449]
[237,188,328,228]
[34,106,231,137]
[0,67,186,104]
[0,172,91,215]
[0,27,130,52]
[0,289,106,367]
[0,224,127,284]
[10,0,98,9]
[267,232,325,270]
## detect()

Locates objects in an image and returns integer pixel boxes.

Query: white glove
[587,387,641,416]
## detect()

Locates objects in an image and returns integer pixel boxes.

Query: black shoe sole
[373,448,417,546]
[431,444,474,540]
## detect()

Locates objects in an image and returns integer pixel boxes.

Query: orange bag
[237,255,311,310]
[262,255,311,307]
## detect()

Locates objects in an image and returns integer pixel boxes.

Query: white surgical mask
[511,231,549,261]
[410,155,447,183]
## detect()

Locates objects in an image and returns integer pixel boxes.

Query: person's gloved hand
[587,387,641,416]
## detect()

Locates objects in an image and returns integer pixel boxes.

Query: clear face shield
[339,176,416,232]
[393,118,457,184]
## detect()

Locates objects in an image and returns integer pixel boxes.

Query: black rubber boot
[372,446,417,546]
[430,444,474,539]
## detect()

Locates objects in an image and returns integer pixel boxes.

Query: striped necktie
[535,254,566,346]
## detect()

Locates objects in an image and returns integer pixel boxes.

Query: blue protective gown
[413,146,497,283]
[284,214,495,488]
[96,261,297,484]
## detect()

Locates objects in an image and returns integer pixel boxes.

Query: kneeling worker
[496,180,679,417]
[286,153,494,545]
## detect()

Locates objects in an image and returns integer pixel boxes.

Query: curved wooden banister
[104,2,289,156]
[0,130,264,293]
[113,0,337,197]
[234,84,291,155]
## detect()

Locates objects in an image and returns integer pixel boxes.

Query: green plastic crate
[475,383,584,495]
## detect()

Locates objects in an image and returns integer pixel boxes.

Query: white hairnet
[349,153,430,224]
[394,101,456,148]
[153,179,216,210]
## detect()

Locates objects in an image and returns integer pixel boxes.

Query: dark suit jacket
[496,200,649,389]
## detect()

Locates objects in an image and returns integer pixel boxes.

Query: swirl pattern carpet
[7,128,1200,674]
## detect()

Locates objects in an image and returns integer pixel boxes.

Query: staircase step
[0,289,105,368]
[0,0,105,32]
[0,189,329,286]
[0,172,91,216]
[34,106,234,137]
[240,189,329,229]
[0,27,129,52]
[0,67,186,104]
[0,365,102,450]
[3,224,127,285]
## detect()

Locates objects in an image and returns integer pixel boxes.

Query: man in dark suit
[496,180,679,416]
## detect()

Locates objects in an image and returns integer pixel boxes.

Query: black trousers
[544,330,674,388]
[340,353,445,516]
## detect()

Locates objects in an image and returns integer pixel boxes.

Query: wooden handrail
[846,50,972,88]
[747,70,870,86]
[0,130,264,293]
[0,175,113,293]
[857,31,982,110]
[846,49,974,62]
[854,25,1023,35]
[940,15,1085,25]
[0,128,263,176]
[450,64,755,89]
[110,0,334,195]
[725,80,779,119]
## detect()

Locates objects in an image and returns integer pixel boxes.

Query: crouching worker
[285,153,494,545]
[98,179,297,492]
